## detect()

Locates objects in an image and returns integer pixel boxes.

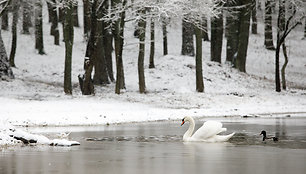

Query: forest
[0,0,305,97]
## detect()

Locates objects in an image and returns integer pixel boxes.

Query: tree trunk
[9,0,19,68]
[281,43,288,90]
[50,0,59,45]
[104,28,115,82]
[251,0,258,34]
[210,11,223,63]
[304,18,306,38]
[83,0,91,38]
[275,0,285,92]
[47,1,53,23]
[81,0,99,95]
[73,1,79,27]
[264,0,275,50]
[226,7,239,63]
[1,4,9,31]
[275,44,281,92]
[149,18,155,69]
[162,18,168,55]
[113,0,126,94]
[181,19,194,56]
[58,7,64,23]
[235,0,251,72]
[0,29,14,80]
[22,0,32,34]
[93,2,109,85]
[138,10,146,93]
[64,2,74,95]
[201,16,209,41]
[35,0,45,55]
[195,26,204,92]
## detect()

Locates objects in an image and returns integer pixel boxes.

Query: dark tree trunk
[64,2,74,95]
[83,0,91,38]
[9,0,19,68]
[50,0,59,45]
[304,18,306,39]
[275,0,285,92]
[1,4,9,31]
[181,19,194,56]
[73,1,79,27]
[201,16,209,41]
[0,29,14,80]
[226,7,239,63]
[275,44,281,92]
[22,0,32,34]
[104,29,115,82]
[35,0,45,55]
[235,0,251,72]
[251,0,258,34]
[195,26,204,92]
[138,10,146,93]
[113,0,126,94]
[264,0,275,50]
[210,12,223,63]
[81,0,99,95]
[47,1,53,23]
[93,2,109,85]
[58,7,64,23]
[281,43,288,90]
[149,18,155,69]
[162,18,168,55]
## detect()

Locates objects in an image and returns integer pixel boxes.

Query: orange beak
[181,121,185,126]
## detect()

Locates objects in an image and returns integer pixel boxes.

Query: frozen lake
[1,117,306,174]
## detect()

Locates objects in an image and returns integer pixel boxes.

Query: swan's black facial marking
[181,118,185,126]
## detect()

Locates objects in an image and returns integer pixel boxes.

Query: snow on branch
[102,0,224,30]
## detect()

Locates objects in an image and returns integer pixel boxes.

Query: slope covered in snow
[0,3,305,147]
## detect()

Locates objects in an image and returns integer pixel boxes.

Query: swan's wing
[192,121,226,140]
[205,133,235,142]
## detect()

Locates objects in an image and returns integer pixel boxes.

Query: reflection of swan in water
[181,116,235,142]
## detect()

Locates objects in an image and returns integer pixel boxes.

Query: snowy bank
[0,121,80,147]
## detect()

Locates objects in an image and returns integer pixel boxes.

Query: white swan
[181,116,235,142]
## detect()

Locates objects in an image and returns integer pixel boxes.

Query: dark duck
[260,130,278,142]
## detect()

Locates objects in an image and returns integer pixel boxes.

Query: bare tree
[149,18,155,68]
[137,9,146,93]
[275,0,305,92]
[194,24,204,92]
[181,17,194,56]
[35,0,45,54]
[22,0,32,34]
[63,0,76,95]
[9,0,20,67]
[0,29,14,80]
[264,0,275,50]
[0,0,14,80]
[83,0,91,38]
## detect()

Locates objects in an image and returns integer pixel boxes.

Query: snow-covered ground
[0,3,306,146]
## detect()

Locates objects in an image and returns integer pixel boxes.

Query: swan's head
[181,118,185,126]
[181,116,192,126]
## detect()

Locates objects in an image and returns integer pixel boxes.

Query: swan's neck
[183,117,195,141]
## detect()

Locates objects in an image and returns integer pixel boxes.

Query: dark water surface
[1,117,306,174]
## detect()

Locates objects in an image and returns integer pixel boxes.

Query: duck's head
[260,130,266,136]
[260,130,267,141]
